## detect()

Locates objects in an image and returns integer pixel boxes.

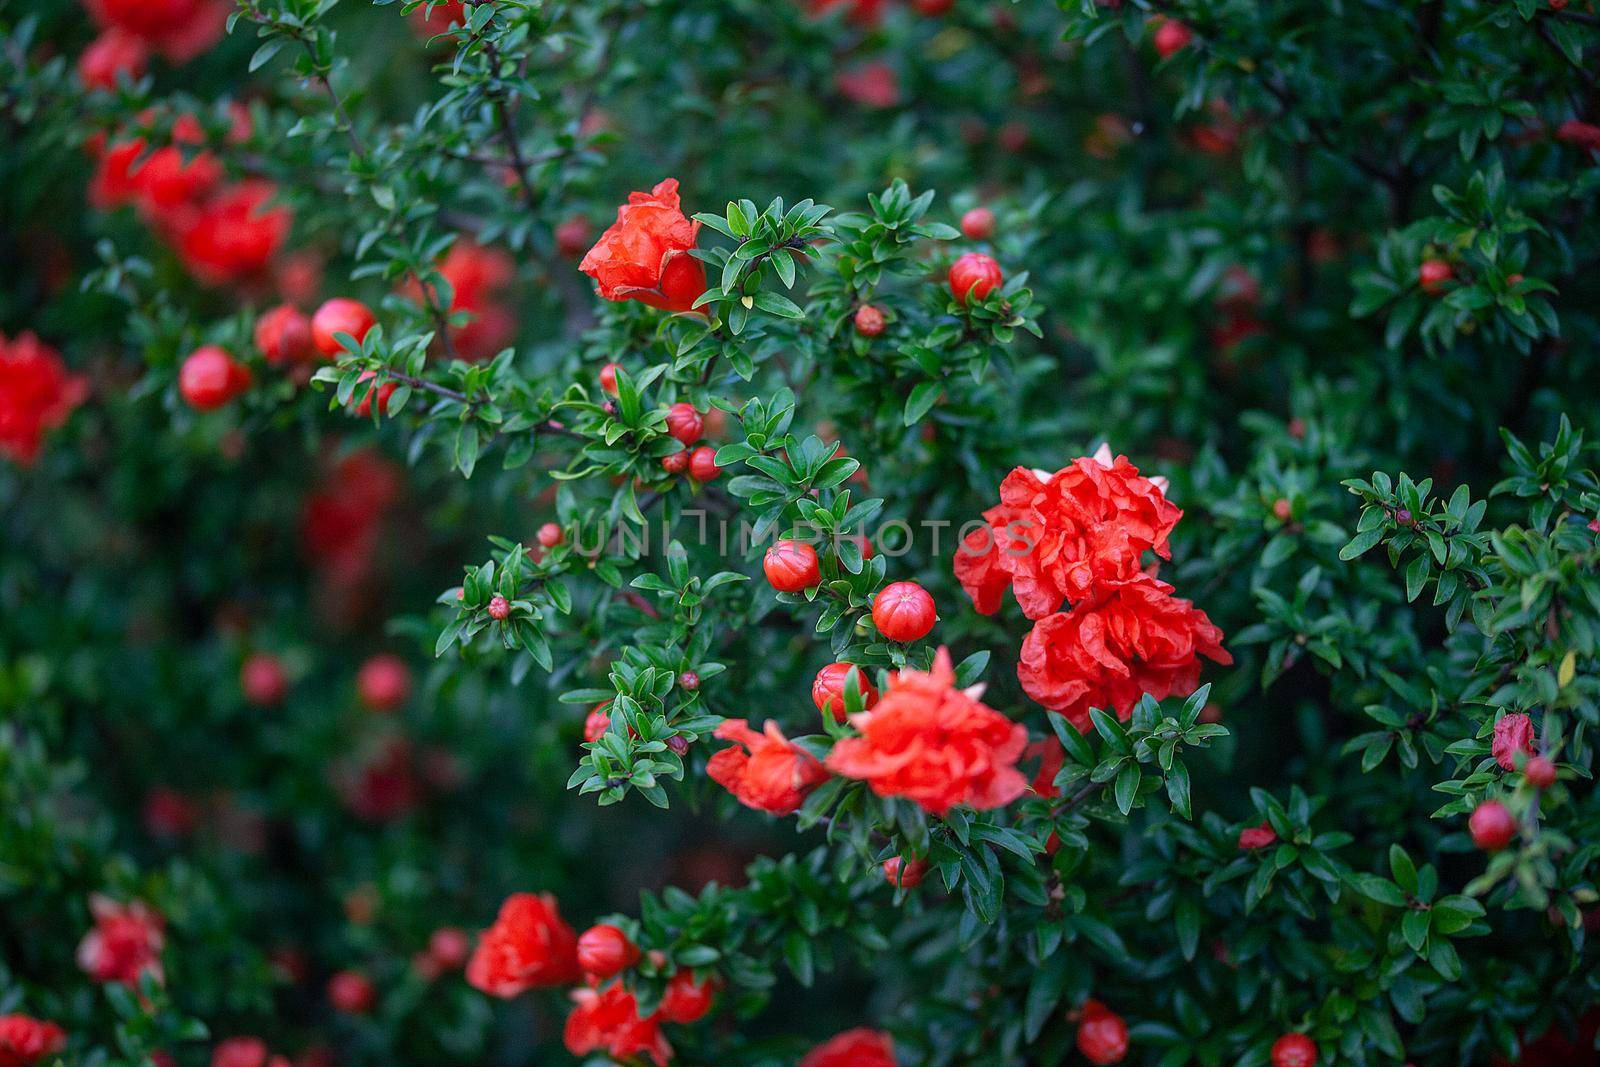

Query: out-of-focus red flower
[800,1028,897,1067]
[143,787,199,838]
[826,647,1028,816]
[465,892,581,996]
[954,448,1181,620]
[1492,712,1536,771]
[299,448,402,588]
[0,332,88,466]
[1555,120,1600,152]
[339,736,421,822]
[84,0,228,61]
[0,1014,67,1067]
[1017,574,1231,731]
[706,719,829,816]
[77,29,149,90]
[174,181,291,287]
[836,62,900,109]
[804,0,890,27]
[76,895,165,985]
[413,241,517,360]
[579,179,706,313]
[563,984,671,1067]
[211,1037,290,1067]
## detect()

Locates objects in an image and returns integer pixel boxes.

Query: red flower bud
[254,304,315,366]
[327,970,375,1015]
[576,923,639,979]
[357,654,411,713]
[661,449,689,474]
[658,969,716,1024]
[241,652,288,706]
[665,402,704,445]
[960,206,995,241]
[599,363,620,395]
[1151,17,1193,58]
[351,370,395,418]
[179,345,251,411]
[1270,1032,1318,1067]
[1272,498,1293,521]
[1238,822,1277,850]
[948,252,1003,304]
[1525,756,1557,789]
[811,662,879,723]
[1469,800,1516,851]
[872,581,936,642]
[311,298,375,359]
[487,595,510,620]
[883,856,927,888]
[428,927,470,971]
[537,522,565,548]
[1075,999,1129,1064]
[764,540,822,592]
[1418,259,1453,295]
[689,445,722,482]
[680,670,700,691]
[854,304,886,337]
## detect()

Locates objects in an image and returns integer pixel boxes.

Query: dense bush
[3,0,1599,1064]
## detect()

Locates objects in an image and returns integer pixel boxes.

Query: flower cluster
[466,892,720,1065]
[956,447,1230,730]
[89,111,289,287]
[0,332,88,466]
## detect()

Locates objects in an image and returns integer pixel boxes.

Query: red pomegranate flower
[800,1028,897,1067]
[174,181,291,287]
[83,0,229,62]
[825,647,1028,816]
[954,448,1181,621]
[1018,574,1230,730]
[578,178,706,313]
[0,332,89,465]
[1491,712,1536,771]
[465,891,581,997]
[76,895,165,985]
[563,984,671,1067]
[706,719,829,816]
[0,1014,67,1067]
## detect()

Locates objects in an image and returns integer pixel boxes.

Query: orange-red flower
[578,179,706,313]
[0,1014,66,1067]
[1017,574,1231,731]
[76,895,165,985]
[0,332,88,465]
[706,720,829,816]
[800,1028,897,1067]
[465,892,581,997]
[954,448,1181,620]
[563,984,671,1067]
[825,648,1028,817]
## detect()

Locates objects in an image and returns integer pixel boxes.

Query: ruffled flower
[706,720,828,816]
[1017,574,1230,731]
[465,892,581,997]
[825,648,1028,817]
